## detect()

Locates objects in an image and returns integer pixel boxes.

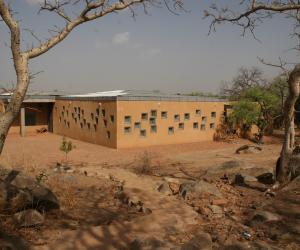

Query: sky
[0,0,299,94]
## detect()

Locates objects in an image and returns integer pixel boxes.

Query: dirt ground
[0,133,299,250]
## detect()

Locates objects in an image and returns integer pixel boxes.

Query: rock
[169,182,180,195]
[0,180,32,213]
[14,209,44,227]
[234,174,268,192]
[208,205,223,218]
[181,232,212,250]
[179,180,223,200]
[250,210,281,227]
[256,173,274,185]
[236,145,262,154]
[0,169,59,212]
[157,181,173,196]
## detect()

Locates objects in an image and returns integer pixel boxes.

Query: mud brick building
[0,90,229,148]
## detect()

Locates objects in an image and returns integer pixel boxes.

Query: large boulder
[179,180,223,200]
[0,169,59,212]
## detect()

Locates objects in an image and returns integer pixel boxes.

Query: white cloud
[112,32,130,45]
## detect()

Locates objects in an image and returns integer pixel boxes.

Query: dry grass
[134,151,153,175]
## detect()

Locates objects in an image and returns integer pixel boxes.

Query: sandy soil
[1,133,298,250]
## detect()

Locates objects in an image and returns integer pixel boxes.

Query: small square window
[81,109,84,115]
[193,122,199,129]
[201,124,206,130]
[124,116,131,124]
[91,113,94,120]
[210,123,215,129]
[67,121,70,128]
[74,107,77,112]
[151,110,157,117]
[161,111,168,119]
[103,119,107,128]
[64,119,66,126]
[80,122,83,129]
[140,129,146,137]
[83,119,86,125]
[87,123,91,130]
[74,118,77,123]
[149,117,156,125]
[78,114,81,119]
[66,110,69,116]
[179,123,184,130]
[61,111,64,117]
[107,131,111,139]
[59,117,61,123]
[101,109,106,117]
[96,108,100,116]
[141,113,148,120]
[202,116,207,123]
[134,122,141,129]
[110,115,114,123]
[168,127,174,135]
[95,117,99,124]
[151,125,157,133]
[78,107,81,113]
[72,112,74,118]
[196,110,201,116]
[174,114,180,122]
[63,106,65,110]
[94,124,97,131]
[184,113,190,120]
[124,127,131,134]
[211,112,216,118]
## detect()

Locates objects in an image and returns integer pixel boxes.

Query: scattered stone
[169,182,180,195]
[129,236,167,250]
[236,145,262,154]
[181,232,212,250]
[13,209,44,227]
[158,181,173,196]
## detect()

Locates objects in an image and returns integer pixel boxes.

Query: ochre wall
[53,99,117,148]
[116,100,227,148]
[8,103,51,134]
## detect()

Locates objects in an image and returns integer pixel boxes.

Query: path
[38,167,198,250]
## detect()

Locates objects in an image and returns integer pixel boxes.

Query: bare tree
[205,0,300,184]
[0,0,182,153]
[221,66,266,98]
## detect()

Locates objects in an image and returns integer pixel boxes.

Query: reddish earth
[0,133,298,249]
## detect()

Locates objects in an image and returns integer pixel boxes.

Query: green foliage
[60,136,75,162]
[35,172,48,184]
[229,86,281,141]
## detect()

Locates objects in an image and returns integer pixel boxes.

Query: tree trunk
[277,64,300,183]
[0,54,30,153]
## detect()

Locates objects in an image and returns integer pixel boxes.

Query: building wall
[116,100,227,148]
[53,99,117,148]
[8,103,51,134]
